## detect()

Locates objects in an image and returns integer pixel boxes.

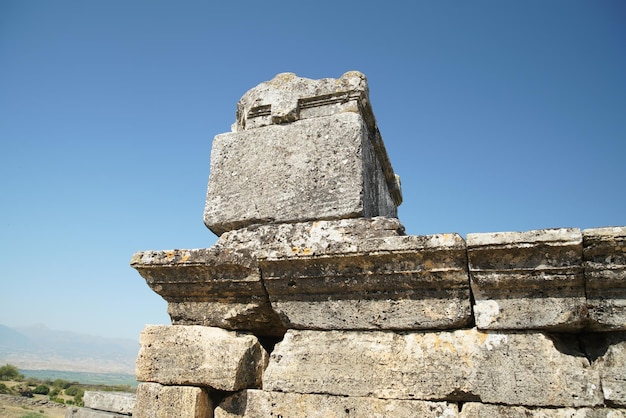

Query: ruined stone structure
[66,391,135,417]
[126,72,625,417]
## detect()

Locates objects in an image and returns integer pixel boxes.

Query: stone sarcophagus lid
[203,71,402,236]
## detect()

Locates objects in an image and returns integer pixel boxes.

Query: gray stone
[215,389,459,418]
[203,72,402,236]
[65,407,128,418]
[459,403,626,417]
[233,71,369,131]
[467,228,586,331]
[83,391,135,415]
[259,232,471,330]
[131,218,472,334]
[230,72,401,209]
[130,248,285,336]
[204,112,397,235]
[216,216,406,256]
[584,227,626,331]
[135,325,267,391]
[583,332,626,407]
[263,329,602,407]
[133,383,212,418]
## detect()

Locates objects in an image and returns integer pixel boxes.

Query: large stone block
[130,248,285,336]
[135,325,267,391]
[133,383,212,418]
[215,389,458,418]
[83,391,135,415]
[203,72,402,236]
[233,71,371,132]
[583,227,626,331]
[459,403,626,417]
[467,228,586,331]
[259,232,471,330]
[263,329,602,407]
[204,112,396,235]
[131,218,407,335]
[65,407,129,418]
[216,216,406,256]
[583,332,626,407]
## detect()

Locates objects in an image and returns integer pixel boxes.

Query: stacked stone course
[128,72,625,417]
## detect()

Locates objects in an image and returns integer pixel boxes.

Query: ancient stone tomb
[129,72,626,417]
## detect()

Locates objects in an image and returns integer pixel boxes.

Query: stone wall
[130,73,625,417]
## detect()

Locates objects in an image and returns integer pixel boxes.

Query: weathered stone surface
[65,407,128,418]
[204,112,398,235]
[230,72,401,209]
[83,391,135,415]
[467,228,586,331]
[215,389,458,418]
[583,332,626,407]
[459,403,626,417]
[130,248,285,336]
[233,71,369,131]
[203,71,402,236]
[584,227,626,331]
[263,329,602,407]
[133,383,211,418]
[130,218,407,335]
[259,233,471,330]
[216,216,406,255]
[135,325,267,391]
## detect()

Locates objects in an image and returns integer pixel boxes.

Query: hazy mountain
[0,324,138,374]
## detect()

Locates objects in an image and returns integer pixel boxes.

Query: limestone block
[83,391,135,415]
[133,383,211,418]
[467,228,586,331]
[583,227,626,331]
[259,233,471,330]
[204,112,398,235]
[135,325,267,391]
[215,389,459,418]
[216,216,406,256]
[230,71,401,207]
[583,332,626,407]
[130,218,408,336]
[459,403,626,417]
[263,329,602,407]
[65,407,128,418]
[130,248,285,336]
[233,71,370,131]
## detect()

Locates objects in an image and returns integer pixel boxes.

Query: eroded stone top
[466,228,582,247]
[233,71,372,132]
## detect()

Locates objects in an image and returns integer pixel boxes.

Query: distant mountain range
[0,324,138,374]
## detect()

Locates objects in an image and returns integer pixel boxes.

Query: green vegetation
[32,384,49,395]
[52,379,75,389]
[20,369,137,388]
[14,383,32,397]
[0,364,24,381]
[19,413,44,418]
[64,385,83,397]
[0,363,135,408]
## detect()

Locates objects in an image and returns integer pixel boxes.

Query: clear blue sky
[1,1,624,341]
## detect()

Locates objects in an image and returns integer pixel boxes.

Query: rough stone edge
[135,325,268,391]
[83,391,135,415]
[467,228,582,247]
